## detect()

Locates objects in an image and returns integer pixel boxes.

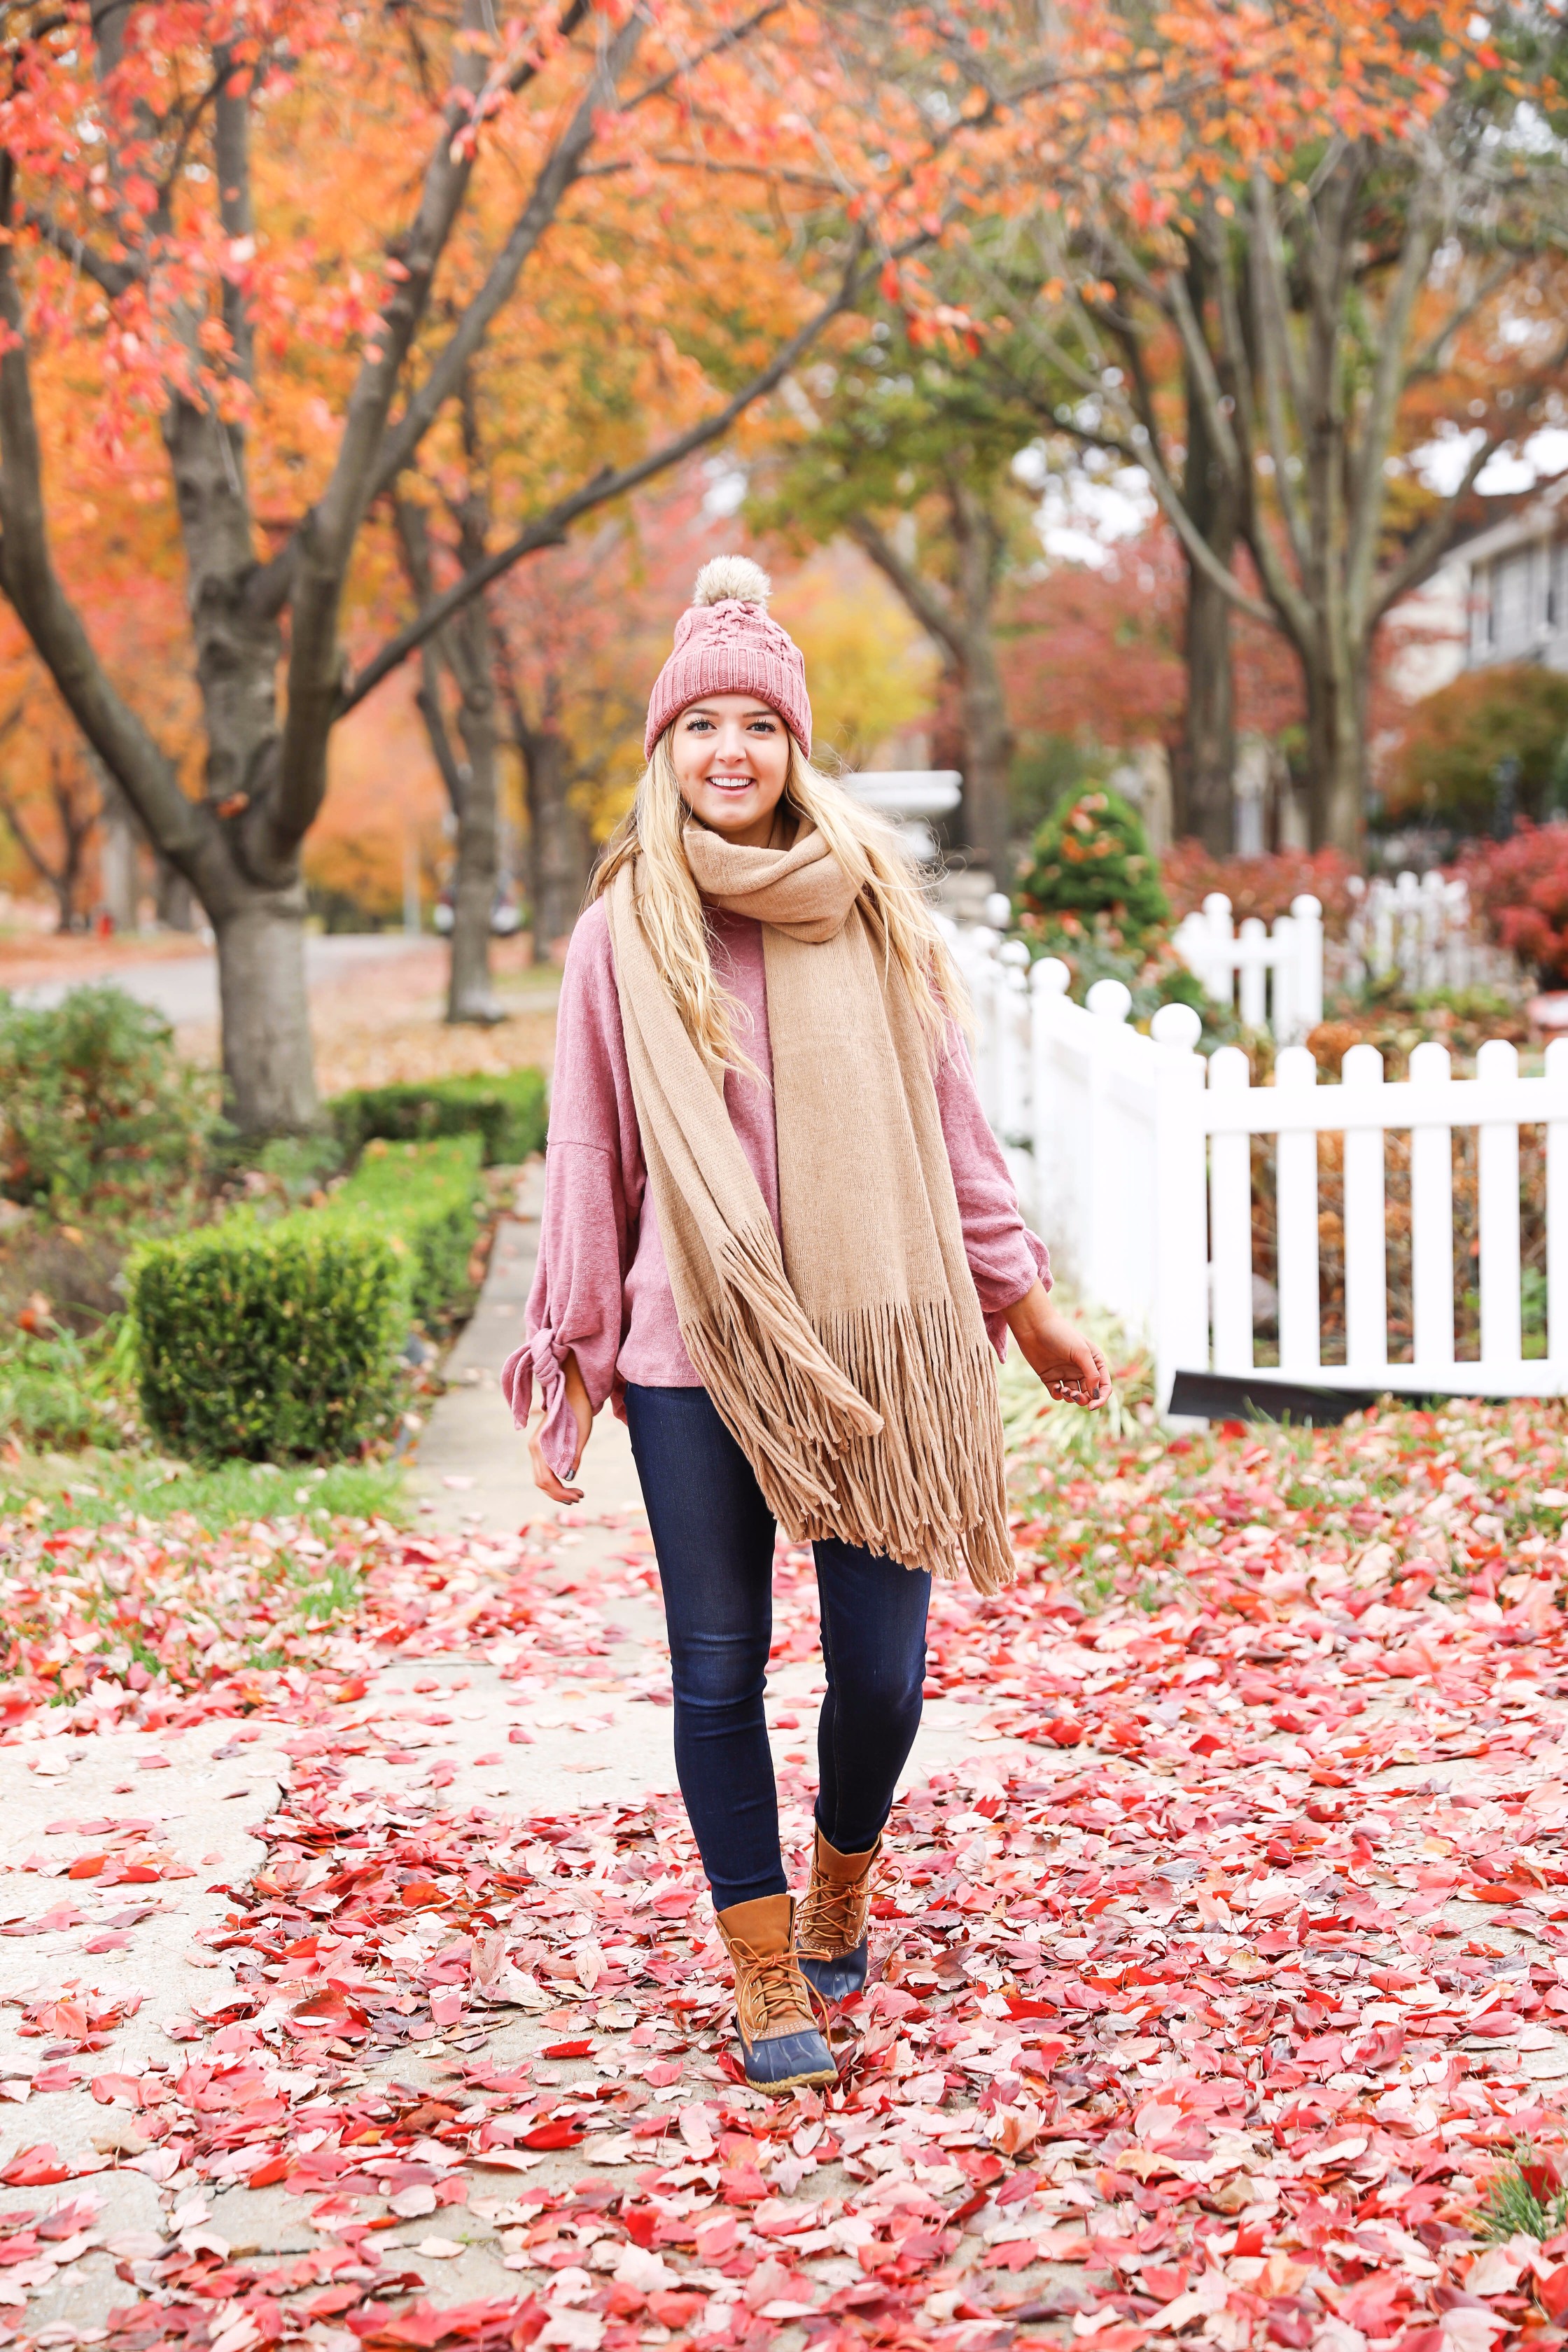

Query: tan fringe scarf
[603,825,1014,1594]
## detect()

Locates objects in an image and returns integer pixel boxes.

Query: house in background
[1392,472,1568,704]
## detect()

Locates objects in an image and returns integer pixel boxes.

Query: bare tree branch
[370,11,644,502]
[615,1,784,112]
[1245,173,1312,574]
[342,227,880,713]
[268,0,568,856]
[393,495,468,813]
[849,514,965,665]
[1345,168,1443,633]
[0,159,216,889]
[21,208,138,297]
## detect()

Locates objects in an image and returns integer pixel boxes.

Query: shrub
[324,1135,485,1329]
[1161,843,1359,937]
[0,1316,122,1451]
[1389,666,1568,832]
[1455,822,1568,986]
[127,1220,405,1464]
[1012,910,1212,1032]
[1017,790,1169,941]
[0,986,218,1214]
[330,1070,547,1166]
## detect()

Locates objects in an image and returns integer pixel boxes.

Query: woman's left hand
[1005,1282,1111,1408]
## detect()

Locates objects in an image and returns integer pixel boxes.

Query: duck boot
[715,1894,837,2095]
[795,1827,879,2002]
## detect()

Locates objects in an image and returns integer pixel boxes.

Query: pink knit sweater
[504,899,1049,1479]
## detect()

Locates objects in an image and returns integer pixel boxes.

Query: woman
[503,558,1108,2094]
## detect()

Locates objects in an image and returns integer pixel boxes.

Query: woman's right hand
[528,1348,593,1503]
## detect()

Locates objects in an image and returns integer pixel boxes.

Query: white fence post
[1342,1043,1389,1382]
[1208,1046,1254,1374]
[1152,1002,1206,1414]
[1478,1035,1522,1374]
[1274,1044,1320,1380]
[1408,1040,1456,1377]
[1238,917,1268,1030]
[1171,889,1322,1044]
[1291,895,1324,1028]
[1550,1037,1568,1376]
[1343,869,1511,998]
[1084,978,1131,1314]
[964,909,1560,1416]
[1029,955,1076,1282]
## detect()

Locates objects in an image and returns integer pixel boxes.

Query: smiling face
[669,694,792,849]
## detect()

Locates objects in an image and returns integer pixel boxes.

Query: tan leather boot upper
[796,1827,879,1962]
[715,1893,822,2045]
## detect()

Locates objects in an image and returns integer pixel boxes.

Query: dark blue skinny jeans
[624,1382,931,1912]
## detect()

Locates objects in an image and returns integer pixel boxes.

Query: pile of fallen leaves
[0,1515,617,1737]
[4,1401,1568,2351]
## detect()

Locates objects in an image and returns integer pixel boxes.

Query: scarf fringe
[685,1285,1016,1595]
[679,1222,884,1519]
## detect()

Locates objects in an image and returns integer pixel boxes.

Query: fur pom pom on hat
[644,555,812,758]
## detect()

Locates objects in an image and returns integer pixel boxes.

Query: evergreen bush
[324,1135,485,1329]
[0,986,218,1214]
[1017,788,1170,942]
[128,1220,405,1464]
[330,1069,546,1166]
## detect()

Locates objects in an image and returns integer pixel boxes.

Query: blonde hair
[594,734,967,1070]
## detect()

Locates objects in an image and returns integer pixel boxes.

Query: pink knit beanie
[644,556,812,760]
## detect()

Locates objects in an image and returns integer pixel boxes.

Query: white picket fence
[1343,869,1515,997]
[1172,892,1324,1042]
[1168,871,1515,1042]
[948,925,1567,1414]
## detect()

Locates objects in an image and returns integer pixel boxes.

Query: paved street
[10,935,437,1030]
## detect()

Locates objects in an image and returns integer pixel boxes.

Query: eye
[685,715,715,732]
[746,718,777,732]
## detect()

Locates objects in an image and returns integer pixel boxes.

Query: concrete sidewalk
[406,1162,1040,1813]
[0,1159,1036,2334]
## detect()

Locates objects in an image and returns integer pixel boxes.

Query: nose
[710,718,755,768]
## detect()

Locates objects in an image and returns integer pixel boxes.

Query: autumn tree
[974,5,1568,852]
[752,317,1040,878]
[0,0,901,1129]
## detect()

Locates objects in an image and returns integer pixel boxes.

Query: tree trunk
[1303,639,1366,854]
[446,587,503,1023]
[958,644,1012,883]
[155,855,197,930]
[1175,246,1238,852]
[214,891,320,1134]
[1180,557,1236,853]
[949,482,1011,880]
[525,725,588,960]
[97,769,140,929]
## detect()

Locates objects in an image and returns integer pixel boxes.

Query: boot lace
[729,1937,823,2042]
[797,1851,877,1960]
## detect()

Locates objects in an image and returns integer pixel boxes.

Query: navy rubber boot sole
[798,1938,869,2003]
[738,2022,838,2094]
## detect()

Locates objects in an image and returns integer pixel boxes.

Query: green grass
[0,1444,408,1534]
[1479,2145,1568,2242]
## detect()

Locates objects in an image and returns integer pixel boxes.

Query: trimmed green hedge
[128,1222,405,1464]
[330,1070,547,1166]
[324,1134,485,1330]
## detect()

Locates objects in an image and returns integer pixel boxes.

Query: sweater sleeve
[500,902,643,1478]
[935,1021,1051,1357]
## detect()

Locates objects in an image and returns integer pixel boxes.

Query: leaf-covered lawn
[2,1401,1568,2349]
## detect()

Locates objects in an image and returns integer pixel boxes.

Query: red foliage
[1457,820,1568,986]
[998,531,1305,750]
[1161,841,1362,937]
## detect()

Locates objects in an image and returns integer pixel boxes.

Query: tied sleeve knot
[500,1327,580,1480]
